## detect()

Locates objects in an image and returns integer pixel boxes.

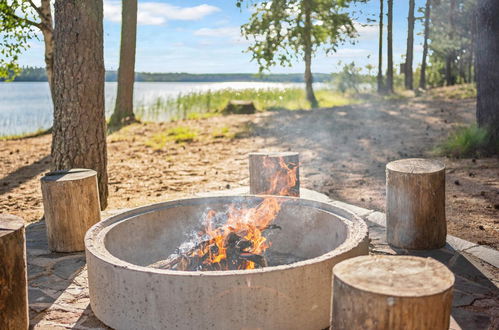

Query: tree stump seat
[332,255,454,330]
[223,100,256,114]
[41,168,101,252]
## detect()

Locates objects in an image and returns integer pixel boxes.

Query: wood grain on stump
[41,169,101,252]
[332,255,454,330]
[249,152,299,196]
[0,214,28,330]
[386,158,446,249]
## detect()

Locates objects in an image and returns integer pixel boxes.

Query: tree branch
[27,0,44,17]
[2,8,42,29]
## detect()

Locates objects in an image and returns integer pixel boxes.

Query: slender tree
[238,0,363,108]
[445,0,456,86]
[405,0,415,90]
[419,0,431,89]
[377,0,384,94]
[0,0,54,98]
[109,0,138,127]
[386,0,394,93]
[475,0,499,147]
[52,0,108,208]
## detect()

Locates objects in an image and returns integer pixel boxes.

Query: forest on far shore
[0,67,333,83]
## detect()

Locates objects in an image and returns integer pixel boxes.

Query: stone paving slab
[26,189,498,329]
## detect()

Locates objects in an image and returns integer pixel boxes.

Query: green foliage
[0,1,40,80]
[429,84,476,100]
[427,0,476,87]
[145,126,198,149]
[435,124,497,157]
[336,62,363,93]
[238,0,364,72]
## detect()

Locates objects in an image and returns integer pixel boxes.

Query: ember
[151,155,297,271]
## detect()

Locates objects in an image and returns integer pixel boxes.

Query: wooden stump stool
[41,169,101,252]
[332,255,454,330]
[249,152,299,196]
[386,158,446,249]
[0,214,28,330]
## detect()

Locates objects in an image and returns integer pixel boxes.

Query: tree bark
[420,0,431,90]
[109,0,138,127]
[386,158,446,249]
[446,0,456,86]
[41,169,101,252]
[475,0,499,146]
[332,255,454,330]
[52,0,108,209]
[0,214,28,330]
[303,2,318,108]
[405,0,415,90]
[377,0,384,94]
[39,0,54,100]
[386,0,394,93]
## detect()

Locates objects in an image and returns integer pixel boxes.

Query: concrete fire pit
[85,195,368,330]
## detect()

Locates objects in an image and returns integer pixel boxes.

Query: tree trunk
[420,0,431,90]
[386,0,394,93]
[332,256,454,330]
[446,0,456,86]
[405,0,415,90]
[377,0,384,94]
[303,2,318,108]
[475,0,499,146]
[39,0,54,100]
[0,214,29,330]
[52,0,108,209]
[109,0,138,127]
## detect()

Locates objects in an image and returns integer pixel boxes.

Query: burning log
[149,224,280,271]
[249,152,300,196]
[386,158,446,249]
[332,255,454,330]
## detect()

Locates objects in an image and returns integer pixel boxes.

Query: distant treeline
[2,66,333,83]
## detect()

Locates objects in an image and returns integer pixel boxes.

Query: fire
[156,156,298,271]
[262,156,299,196]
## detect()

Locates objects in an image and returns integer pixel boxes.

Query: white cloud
[194,27,240,38]
[353,21,379,40]
[329,48,372,58]
[193,26,247,45]
[104,1,220,25]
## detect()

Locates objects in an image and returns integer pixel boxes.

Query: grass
[429,84,476,100]
[145,125,198,149]
[212,126,234,139]
[135,88,361,122]
[435,124,497,157]
[0,128,51,141]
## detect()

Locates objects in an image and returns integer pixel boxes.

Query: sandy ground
[1,91,498,248]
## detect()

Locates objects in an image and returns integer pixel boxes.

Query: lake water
[0,81,307,137]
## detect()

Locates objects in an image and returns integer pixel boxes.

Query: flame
[181,156,298,271]
[262,156,298,196]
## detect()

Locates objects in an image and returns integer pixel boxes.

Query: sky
[19,0,427,74]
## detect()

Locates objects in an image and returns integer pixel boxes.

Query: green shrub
[435,125,495,157]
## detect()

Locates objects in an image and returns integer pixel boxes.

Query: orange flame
[262,156,298,196]
[185,156,298,270]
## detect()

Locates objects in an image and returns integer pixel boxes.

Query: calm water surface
[0,81,306,136]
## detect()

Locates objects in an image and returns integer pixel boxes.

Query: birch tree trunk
[109,0,138,127]
[52,0,108,209]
